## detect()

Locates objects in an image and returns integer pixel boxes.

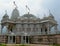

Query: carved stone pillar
[31,28,33,35]
[47,23,50,34]
[38,28,40,35]
[21,36,23,44]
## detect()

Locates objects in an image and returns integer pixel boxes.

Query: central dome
[11,8,19,20]
[22,13,36,18]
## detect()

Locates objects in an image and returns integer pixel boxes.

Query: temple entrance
[13,36,15,43]
[8,36,15,44]
[21,36,30,44]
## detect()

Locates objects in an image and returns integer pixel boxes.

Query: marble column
[8,36,13,44]
[12,36,13,44]
[40,28,41,35]
[30,28,33,35]
[47,23,50,34]
[25,36,26,44]
[37,28,39,35]
[21,36,23,44]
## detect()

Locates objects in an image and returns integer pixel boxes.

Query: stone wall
[0,35,8,44]
[0,34,60,44]
[30,34,60,44]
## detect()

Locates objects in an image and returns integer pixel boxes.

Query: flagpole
[26,5,30,14]
[13,1,17,8]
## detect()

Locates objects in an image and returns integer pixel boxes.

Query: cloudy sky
[0,0,60,30]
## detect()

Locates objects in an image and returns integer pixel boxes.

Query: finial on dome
[49,9,52,15]
[43,14,47,19]
[48,9,53,16]
[13,1,17,8]
[28,12,29,14]
[5,10,7,14]
[48,9,54,19]
[44,14,46,17]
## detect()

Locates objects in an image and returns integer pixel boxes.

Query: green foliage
[20,44,25,46]
[19,44,29,46]
[0,44,6,46]
[15,44,29,46]
[53,44,60,46]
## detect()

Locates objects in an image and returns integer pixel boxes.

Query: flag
[26,5,30,11]
[13,1,17,8]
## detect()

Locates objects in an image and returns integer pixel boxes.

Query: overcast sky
[0,0,60,30]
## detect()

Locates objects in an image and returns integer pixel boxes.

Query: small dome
[48,13,54,19]
[11,8,19,20]
[49,15,54,18]
[3,13,9,19]
[2,12,9,20]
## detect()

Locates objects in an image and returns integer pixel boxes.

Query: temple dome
[22,13,37,18]
[20,13,41,21]
[48,10,54,19]
[49,15,54,19]
[3,13,9,18]
[11,8,19,20]
[2,12,9,21]
[48,12,54,19]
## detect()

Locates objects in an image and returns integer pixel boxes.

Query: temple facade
[0,4,60,44]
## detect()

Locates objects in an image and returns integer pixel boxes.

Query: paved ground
[6,44,52,46]
[30,44,52,46]
[30,44,50,46]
